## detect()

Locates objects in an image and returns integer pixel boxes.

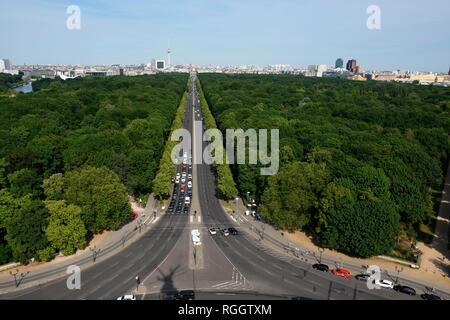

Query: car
[174,290,195,300]
[374,279,394,289]
[176,173,181,179]
[183,206,190,214]
[331,268,351,278]
[188,181,192,188]
[180,184,185,193]
[175,178,180,184]
[420,293,441,300]
[188,174,192,180]
[355,274,370,281]
[182,172,186,178]
[185,196,190,205]
[181,177,186,183]
[228,227,238,235]
[187,189,192,196]
[117,294,136,300]
[312,263,329,272]
[209,228,217,235]
[394,285,416,296]
[221,229,230,237]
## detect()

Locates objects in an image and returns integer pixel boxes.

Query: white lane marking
[143,216,154,225]
[241,216,248,222]
[197,216,201,223]
[151,217,160,224]
[190,215,193,223]
[230,215,238,223]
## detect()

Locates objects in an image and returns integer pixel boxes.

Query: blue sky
[0,0,449,72]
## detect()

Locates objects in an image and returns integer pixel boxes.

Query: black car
[394,285,416,296]
[228,227,238,235]
[312,263,329,272]
[420,293,441,300]
[175,290,195,300]
[183,206,190,214]
[355,274,370,281]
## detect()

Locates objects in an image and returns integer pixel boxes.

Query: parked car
[180,184,185,193]
[394,285,416,296]
[188,181,192,188]
[188,174,192,180]
[375,279,394,289]
[209,228,217,235]
[355,274,370,281]
[185,196,190,205]
[420,293,441,300]
[117,294,136,300]
[221,229,230,237]
[228,227,238,235]
[175,290,195,300]
[312,263,329,272]
[183,206,190,214]
[331,268,351,279]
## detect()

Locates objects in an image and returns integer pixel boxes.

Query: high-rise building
[355,65,363,74]
[156,60,165,70]
[335,58,344,69]
[346,59,357,73]
[0,59,11,71]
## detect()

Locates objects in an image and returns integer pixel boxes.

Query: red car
[331,268,351,279]
[180,184,186,193]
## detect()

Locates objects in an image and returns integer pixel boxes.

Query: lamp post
[395,266,404,284]
[235,197,239,217]
[9,269,29,288]
[89,246,101,263]
[318,247,325,264]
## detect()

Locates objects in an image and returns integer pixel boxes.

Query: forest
[198,73,450,258]
[0,73,188,264]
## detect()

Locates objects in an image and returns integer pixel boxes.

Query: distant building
[156,60,165,70]
[355,65,363,74]
[0,59,12,72]
[346,59,357,73]
[119,68,124,76]
[335,58,344,69]
[306,64,327,77]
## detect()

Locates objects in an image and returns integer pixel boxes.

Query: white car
[175,178,180,184]
[185,196,190,205]
[176,173,181,179]
[209,228,217,235]
[188,174,192,180]
[188,181,192,188]
[181,177,186,183]
[117,294,136,300]
[375,279,394,289]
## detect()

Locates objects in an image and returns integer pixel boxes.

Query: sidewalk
[0,194,162,293]
[221,198,450,297]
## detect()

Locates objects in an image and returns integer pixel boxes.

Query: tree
[44,200,87,256]
[64,166,131,233]
[317,181,400,257]
[259,161,329,231]
[5,200,49,263]
[8,168,42,198]
[42,173,65,200]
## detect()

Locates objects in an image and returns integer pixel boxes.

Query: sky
[0,0,449,72]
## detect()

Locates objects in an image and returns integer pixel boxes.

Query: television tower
[167,40,172,68]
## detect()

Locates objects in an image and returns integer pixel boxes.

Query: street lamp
[89,246,101,263]
[318,247,325,264]
[395,266,404,284]
[235,197,239,216]
[9,269,29,288]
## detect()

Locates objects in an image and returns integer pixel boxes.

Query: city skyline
[0,0,449,72]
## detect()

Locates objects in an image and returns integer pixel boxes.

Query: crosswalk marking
[210,267,251,290]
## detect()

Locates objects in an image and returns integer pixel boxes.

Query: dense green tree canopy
[199,73,450,257]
